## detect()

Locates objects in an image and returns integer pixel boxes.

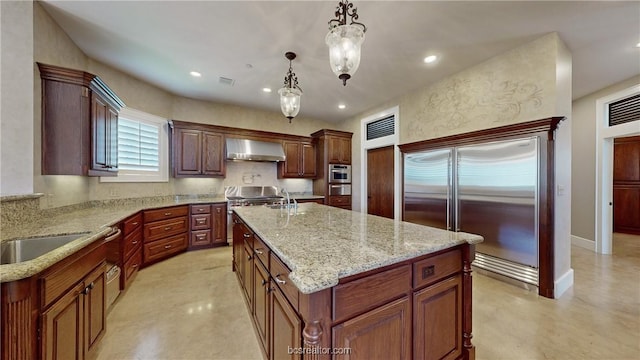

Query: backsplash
[223,161,312,194]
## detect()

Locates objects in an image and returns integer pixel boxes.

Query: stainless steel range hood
[226,138,286,162]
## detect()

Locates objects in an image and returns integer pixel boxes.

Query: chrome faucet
[280,188,297,214]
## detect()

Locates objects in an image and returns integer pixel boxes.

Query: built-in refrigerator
[404,137,539,285]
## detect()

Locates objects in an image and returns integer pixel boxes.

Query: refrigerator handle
[447,151,451,231]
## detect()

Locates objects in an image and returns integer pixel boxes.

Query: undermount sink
[1,232,91,265]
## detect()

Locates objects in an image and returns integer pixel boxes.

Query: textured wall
[571,75,640,242]
[1,1,34,196]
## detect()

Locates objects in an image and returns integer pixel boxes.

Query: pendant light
[326,0,367,86]
[278,52,302,123]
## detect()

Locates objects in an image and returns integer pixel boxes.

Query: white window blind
[118,118,160,171]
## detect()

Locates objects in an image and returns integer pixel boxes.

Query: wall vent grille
[366,115,395,140]
[609,93,640,127]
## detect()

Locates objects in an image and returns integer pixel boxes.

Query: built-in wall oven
[329,164,351,184]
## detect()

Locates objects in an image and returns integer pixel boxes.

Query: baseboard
[554,268,574,299]
[571,235,595,251]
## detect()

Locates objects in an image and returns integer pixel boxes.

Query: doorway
[367,146,395,218]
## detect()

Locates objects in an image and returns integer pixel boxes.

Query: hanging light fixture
[325,0,367,86]
[278,52,302,123]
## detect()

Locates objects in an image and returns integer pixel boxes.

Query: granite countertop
[0,196,227,283]
[290,194,324,200]
[233,203,483,294]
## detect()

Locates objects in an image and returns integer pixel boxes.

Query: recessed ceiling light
[262,88,272,93]
[423,55,438,64]
[338,104,346,109]
[190,71,201,77]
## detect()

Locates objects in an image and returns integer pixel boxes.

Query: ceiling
[41,1,640,123]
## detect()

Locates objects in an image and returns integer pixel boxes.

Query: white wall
[1,1,34,196]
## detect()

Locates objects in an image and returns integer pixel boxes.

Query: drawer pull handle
[198,208,205,212]
[132,240,138,245]
[255,248,264,255]
[247,255,252,260]
[132,264,139,269]
[197,234,206,239]
[131,222,139,226]
[261,279,267,286]
[164,245,172,249]
[274,274,286,285]
[164,226,173,231]
[164,212,172,216]
[422,265,435,279]
[243,233,251,238]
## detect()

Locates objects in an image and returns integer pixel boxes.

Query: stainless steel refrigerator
[404,137,539,285]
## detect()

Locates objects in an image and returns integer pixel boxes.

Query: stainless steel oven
[329,164,351,183]
[329,184,351,196]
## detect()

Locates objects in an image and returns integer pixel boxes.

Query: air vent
[218,77,235,86]
[609,93,639,126]
[366,115,395,140]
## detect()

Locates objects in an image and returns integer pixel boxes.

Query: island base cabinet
[332,297,411,360]
[253,261,271,358]
[414,276,462,360]
[271,286,302,360]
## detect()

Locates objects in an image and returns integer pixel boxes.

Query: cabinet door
[242,240,254,309]
[328,136,342,164]
[91,94,109,172]
[41,283,84,360]
[212,203,227,244]
[232,220,246,281]
[84,265,106,357]
[270,286,302,360]
[301,142,316,177]
[174,129,202,176]
[340,137,351,164]
[413,275,462,360]
[332,296,411,360]
[253,261,271,357]
[281,141,302,177]
[202,132,225,176]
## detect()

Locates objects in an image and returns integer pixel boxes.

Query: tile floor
[96,233,640,360]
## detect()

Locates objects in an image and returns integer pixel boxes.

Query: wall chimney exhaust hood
[226,138,286,162]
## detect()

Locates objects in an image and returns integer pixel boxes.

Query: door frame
[360,106,401,219]
[595,84,640,254]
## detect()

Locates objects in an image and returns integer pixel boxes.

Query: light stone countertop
[290,194,324,201]
[233,203,484,294]
[0,196,227,283]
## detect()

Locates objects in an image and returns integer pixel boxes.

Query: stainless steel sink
[1,232,91,265]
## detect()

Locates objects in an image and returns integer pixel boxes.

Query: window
[100,108,168,182]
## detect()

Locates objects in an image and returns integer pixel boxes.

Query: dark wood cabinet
[332,297,411,360]
[278,140,316,178]
[241,239,254,309]
[142,206,189,266]
[270,285,302,360]
[106,213,142,290]
[253,259,271,358]
[39,237,108,360]
[189,203,227,249]
[328,136,352,165]
[171,126,225,178]
[38,63,124,177]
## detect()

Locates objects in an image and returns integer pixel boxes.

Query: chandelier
[278,52,302,123]
[325,0,367,86]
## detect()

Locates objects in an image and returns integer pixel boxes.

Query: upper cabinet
[278,140,316,178]
[170,121,225,178]
[328,135,352,164]
[38,63,125,176]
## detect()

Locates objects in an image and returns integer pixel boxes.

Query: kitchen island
[232,203,483,360]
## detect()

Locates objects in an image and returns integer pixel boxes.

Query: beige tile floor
[97,234,640,360]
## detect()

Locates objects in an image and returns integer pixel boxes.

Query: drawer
[253,236,270,268]
[40,241,107,309]
[191,214,212,230]
[123,227,142,261]
[191,204,211,215]
[333,265,411,322]
[143,233,188,264]
[269,254,298,310]
[144,205,189,223]
[144,216,188,242]
[123,247,142,289]
[123,212,142,234]
[413,248,462,289]
[190,230,212,247]
[328,195,351,206]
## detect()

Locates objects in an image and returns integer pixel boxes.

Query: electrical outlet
[208,188,216,194]
[108,188,118,197]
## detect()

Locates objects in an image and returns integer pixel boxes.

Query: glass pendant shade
[325,24,365,86]
[278,86,302,122]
